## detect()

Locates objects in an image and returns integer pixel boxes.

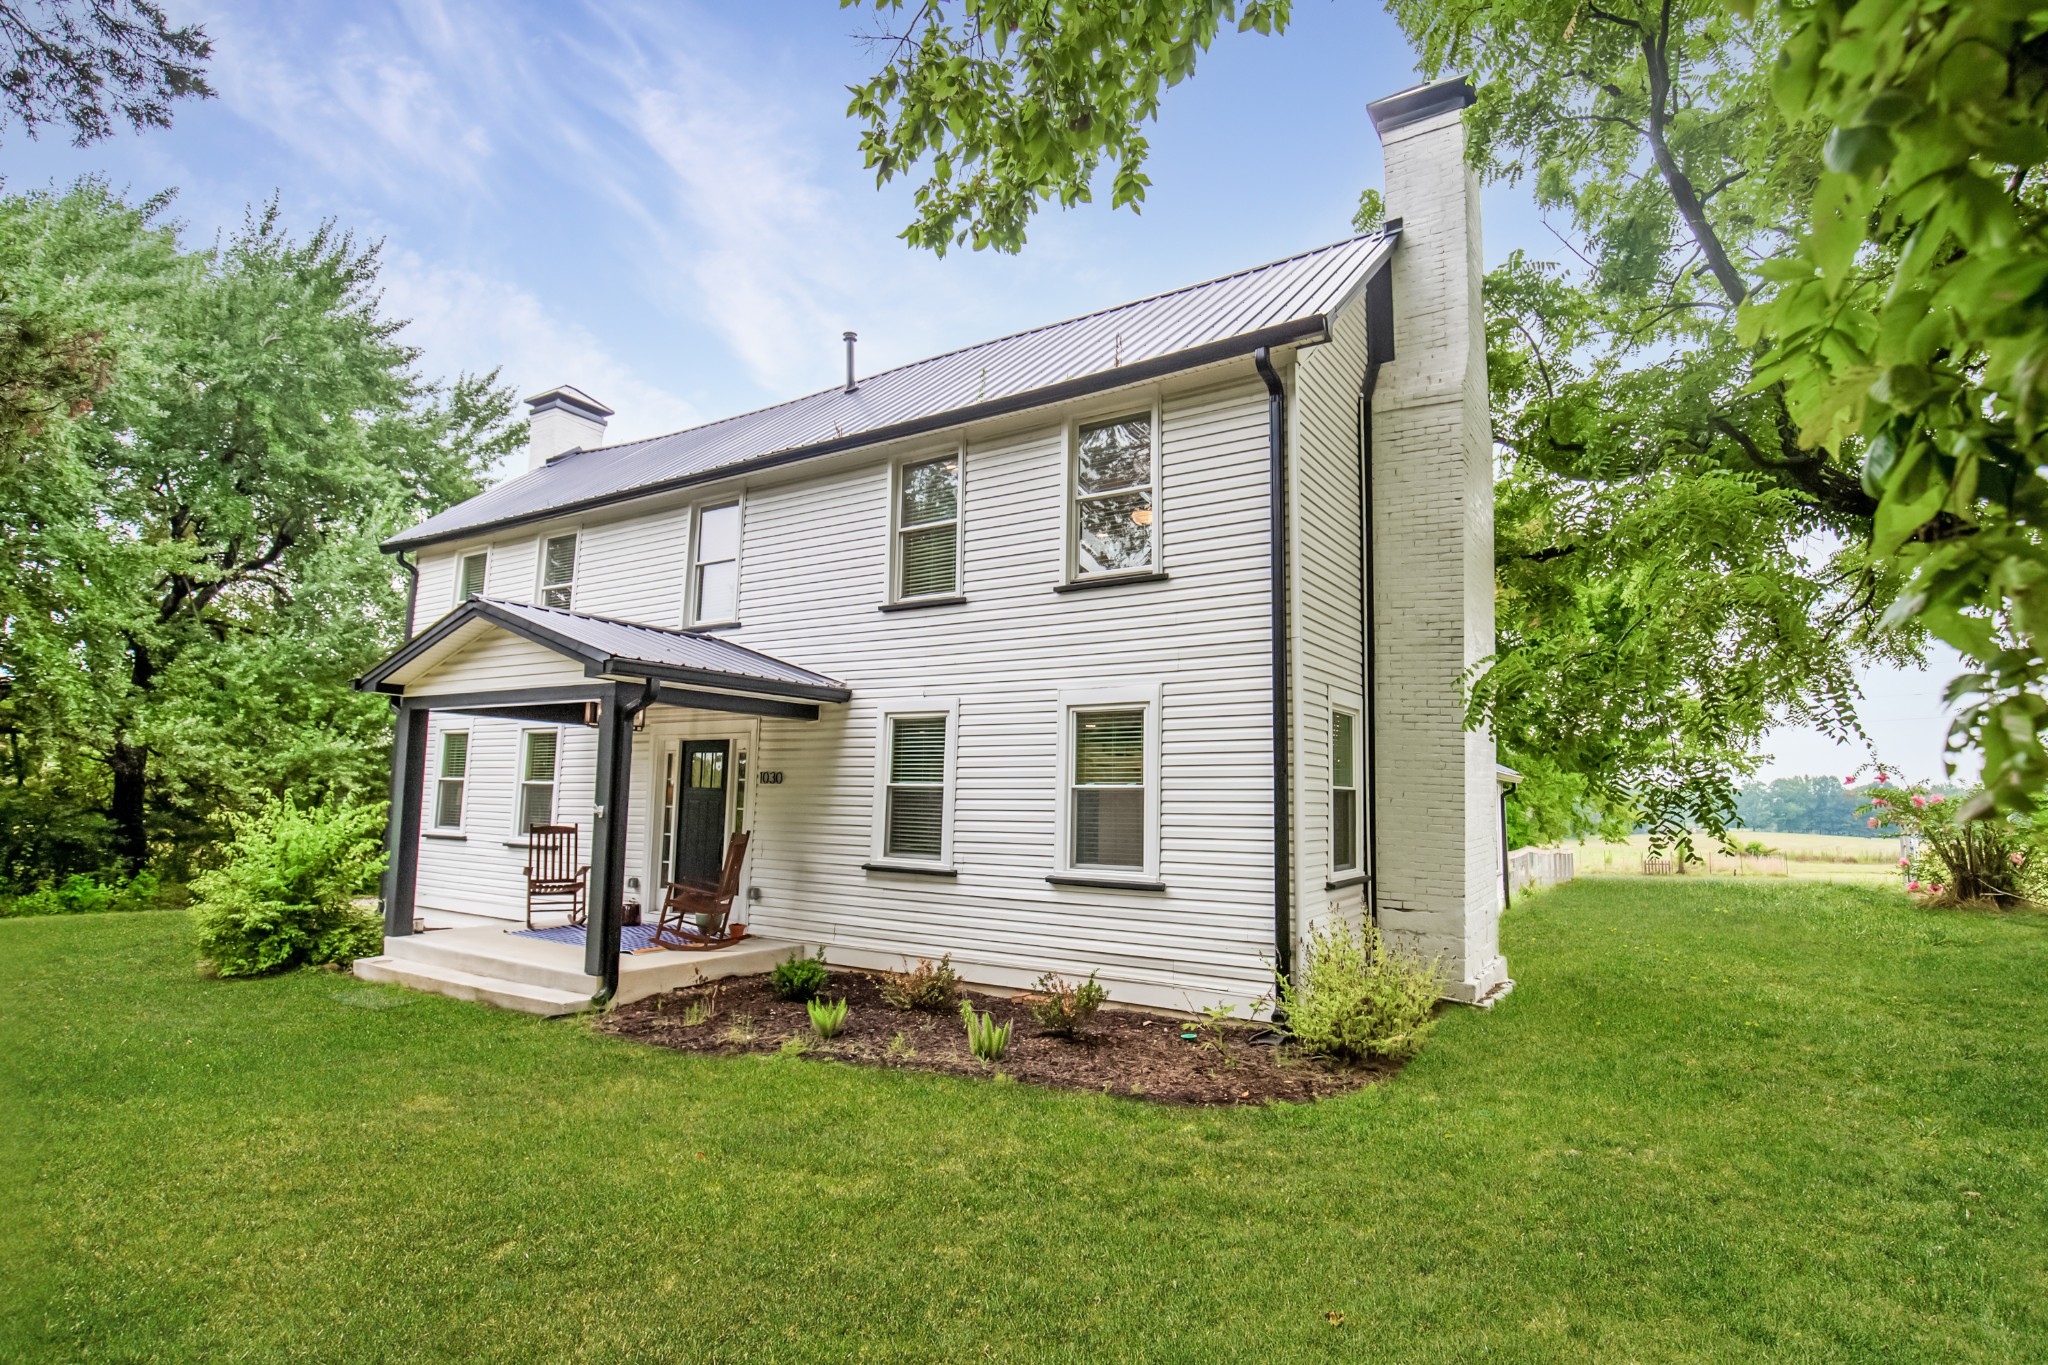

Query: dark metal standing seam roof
[387,232,1397,551]
[355,598,850,701]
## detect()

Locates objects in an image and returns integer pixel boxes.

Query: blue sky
[1,0,1964,785]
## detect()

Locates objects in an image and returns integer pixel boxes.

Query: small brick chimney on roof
[524,386,614,473]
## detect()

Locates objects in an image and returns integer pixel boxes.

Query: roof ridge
[547,231,1384,466]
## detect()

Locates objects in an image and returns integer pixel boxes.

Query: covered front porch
[349,597,851,1012]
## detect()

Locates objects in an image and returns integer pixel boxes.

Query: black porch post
[583,682,634,996]
[381,701,429,937]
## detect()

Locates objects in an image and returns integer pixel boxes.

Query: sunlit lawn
[1573,830,1903,885]
[5,879,2044,1361]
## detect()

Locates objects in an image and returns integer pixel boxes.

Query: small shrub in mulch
[600,971,1402,1105]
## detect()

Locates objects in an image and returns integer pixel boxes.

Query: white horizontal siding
[404,368,1284,1010]
[575,506,690,625]
[1290,294,1372,941]
[404,629,591,695]
[415,713,596,919]
[729,373,1279,1011]
[487,535,538,606]
[414,551,459,630]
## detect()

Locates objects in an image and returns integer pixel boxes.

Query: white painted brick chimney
[1366,78,1511,1004]
[524,386,613,473]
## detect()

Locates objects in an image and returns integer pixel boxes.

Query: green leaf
[1822,124,1895,177]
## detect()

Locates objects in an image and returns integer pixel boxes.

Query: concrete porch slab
[353,926,803,1014]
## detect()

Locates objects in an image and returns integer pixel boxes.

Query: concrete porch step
[352,955,594,1017]
[381,928,600,994]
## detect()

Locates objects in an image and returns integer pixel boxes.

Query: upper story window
[539,533,577,610]
[692,502,741,625]
[894,456,960,600]
[457,550,488,604]
[433,730,469,830]
[1332,708,1361,874]
[1071,411,1157,579]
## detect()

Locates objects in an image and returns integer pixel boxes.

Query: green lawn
[6,882,2045,1362]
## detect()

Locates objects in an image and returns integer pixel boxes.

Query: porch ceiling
[353,597,851,706]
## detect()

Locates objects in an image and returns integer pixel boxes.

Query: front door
[674,740,730,886]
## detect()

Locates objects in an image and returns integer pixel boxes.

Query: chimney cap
[523,385,614,420]
[1367,76,1477,138]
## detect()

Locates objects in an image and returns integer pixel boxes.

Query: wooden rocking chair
[524,824,589,929]
[650,832,751,950]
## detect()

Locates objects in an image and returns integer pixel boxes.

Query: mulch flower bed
[600,970,1397,1106]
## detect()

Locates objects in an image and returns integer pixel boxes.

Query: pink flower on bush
[1898,857,1911,867]
[2013,851,2026,866]
[1867,816,1879,827]
[1844,775,1856,785]
[1909,881,1922,891]
[1930,794,1945,804]
[1872,797,1888,808]
[1911,795,1927,809]
[1877,772,1889,783]
[1932,883,1944,894]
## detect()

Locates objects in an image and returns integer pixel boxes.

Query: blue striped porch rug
[515,923,667,952]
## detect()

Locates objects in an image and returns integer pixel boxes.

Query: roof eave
[382,313,1340,553]
[353,599,850,703]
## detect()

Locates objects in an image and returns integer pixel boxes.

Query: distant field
[1570,831,1904,884]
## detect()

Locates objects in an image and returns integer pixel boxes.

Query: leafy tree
[0,182,521,887]
[843,0,1912,851]
[1734,774,1881,836]
[1742,0,2048,820]
[0,0,211,144]
[841,0,1291,254]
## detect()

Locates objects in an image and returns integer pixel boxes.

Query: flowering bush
[1861,779,2047,908]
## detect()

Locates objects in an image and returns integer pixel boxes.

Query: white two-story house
[352,77,1510,1016]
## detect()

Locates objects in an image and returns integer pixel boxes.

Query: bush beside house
[192,799,387,977]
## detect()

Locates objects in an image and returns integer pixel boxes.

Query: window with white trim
[457,551,488,604]
[894,455,960,600]
[1332,708,1361,873]
[539,534,576,609]
[1071,411,1157,578]
[1068,705,1151,871]
[517,730,558,834]
[433,730,468,830]
[692,502,740,624]
[883,713,949,860]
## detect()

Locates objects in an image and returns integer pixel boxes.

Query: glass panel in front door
[673,740,730,888]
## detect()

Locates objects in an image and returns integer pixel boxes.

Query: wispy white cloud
[379,251,701,462]
[193,0,1018,418]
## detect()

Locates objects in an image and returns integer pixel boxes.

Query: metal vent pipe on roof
[843,331,858,393]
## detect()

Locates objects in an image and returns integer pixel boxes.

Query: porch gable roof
[354,598,852,703]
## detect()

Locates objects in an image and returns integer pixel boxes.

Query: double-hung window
[1057,686,1161,882]
[517,730,558,834]
[539,534,576,609]
[893,455,960,600]
[692,502,740,625]
[880,711,952,862]
[1332,708,1362,874]
[457,551,488,604]
[433,730,468,830]
[1070,410,1158,579]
